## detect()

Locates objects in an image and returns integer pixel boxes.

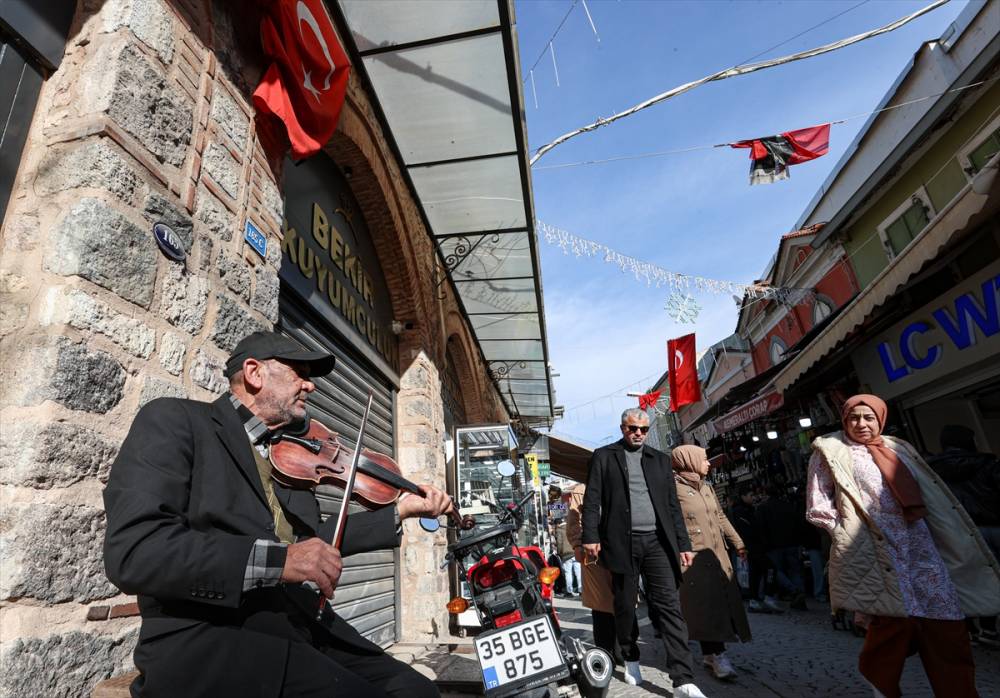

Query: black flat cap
[225,331,335,378]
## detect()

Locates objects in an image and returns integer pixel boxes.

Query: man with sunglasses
[581,409,707,697]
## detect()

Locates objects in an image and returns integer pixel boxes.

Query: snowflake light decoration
[665,291,701,324]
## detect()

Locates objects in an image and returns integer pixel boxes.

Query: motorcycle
[433,460,613,698]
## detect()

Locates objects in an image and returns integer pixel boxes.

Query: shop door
[279,293,399,647]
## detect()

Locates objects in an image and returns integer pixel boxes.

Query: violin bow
[317,390,374,618]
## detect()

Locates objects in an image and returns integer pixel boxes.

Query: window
[812,297,833,325]
[877,188,934,259]
[959,115,1000,175]
[769,336,787,366]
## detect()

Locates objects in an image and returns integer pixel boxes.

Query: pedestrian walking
[671,445,752,681]
[555,519,581,596]
[581,409,708,697]
[755,483,808,609]
[565,482,635,666]
[806,394,1000,698]
[729,486,783,613]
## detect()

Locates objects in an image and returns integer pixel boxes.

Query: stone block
[45,198,158,309]
[8,338,127,413]
[258,174,284,226]
[42,288,155,359]
[195,186,234,241]
[190,348,227,394]
[101,0,175,64]
[197,235,215,271]
[210,85,249,147]
[251,264,279,323]
[1,503,119,602]
[202,143,241,200]
[216,249,250,300]
[0,629,136,698]
[158,331,186,375]
[35,140,142,202]
[159,264,209,334]
[85,42,192,166]
[139,376,187,406]
[0,420,118,489]
[0,303,28,335]
[143,191,194,253]
[210,293,266,353]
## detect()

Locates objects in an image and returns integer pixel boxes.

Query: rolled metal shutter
[278,293,399,647]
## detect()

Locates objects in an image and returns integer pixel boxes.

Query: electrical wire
[530,0,951,165]
[522,1,579,84]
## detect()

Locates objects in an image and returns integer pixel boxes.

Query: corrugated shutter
[278,293,399,647]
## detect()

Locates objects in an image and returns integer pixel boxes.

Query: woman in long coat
[806,394,1000,698]
[671,445,752,681]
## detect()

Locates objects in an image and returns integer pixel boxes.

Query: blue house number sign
[244,220,267,259]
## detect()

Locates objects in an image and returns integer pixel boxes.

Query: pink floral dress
[806,444,962,620]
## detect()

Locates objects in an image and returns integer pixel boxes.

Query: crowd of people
[549,400,1000,698]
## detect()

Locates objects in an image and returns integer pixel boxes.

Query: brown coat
[566,483,615,613]
[674,475,752,643]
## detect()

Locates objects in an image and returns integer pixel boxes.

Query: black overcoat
[103,395,400,697]
[580,441,692,580]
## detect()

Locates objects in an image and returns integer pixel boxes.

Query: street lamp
[798,417,812,428]
[766,431,778,440]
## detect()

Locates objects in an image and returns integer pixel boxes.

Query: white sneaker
[623,660,643,686]
[703,652,736,680]
[674,683,709,698]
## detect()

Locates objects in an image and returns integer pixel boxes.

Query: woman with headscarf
[806,394,1000,698]
[671,445,752,681]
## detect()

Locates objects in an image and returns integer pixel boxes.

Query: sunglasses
[623,425,650,434]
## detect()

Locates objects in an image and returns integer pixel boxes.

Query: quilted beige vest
[813,432,1000,618]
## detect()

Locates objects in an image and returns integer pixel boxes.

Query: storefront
[278,152,402,645]
[852,253,1000,455]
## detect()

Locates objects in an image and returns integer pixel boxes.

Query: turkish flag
[253,0,351,160]
[668,334,701,412]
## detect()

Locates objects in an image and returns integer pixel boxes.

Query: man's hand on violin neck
[397,484,452,520]
[281,538,343,599]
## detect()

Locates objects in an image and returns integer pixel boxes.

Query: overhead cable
[529,0,951,165]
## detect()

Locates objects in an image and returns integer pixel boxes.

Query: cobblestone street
[552,596,1000,698]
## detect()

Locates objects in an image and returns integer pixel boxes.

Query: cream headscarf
[671,444,709,484]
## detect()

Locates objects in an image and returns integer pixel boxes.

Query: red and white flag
[638,390,662,410]
[667,334,701,412]
[253,0,351,160]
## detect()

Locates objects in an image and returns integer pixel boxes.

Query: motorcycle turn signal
[537,566,561,586]
[446,597,470,614]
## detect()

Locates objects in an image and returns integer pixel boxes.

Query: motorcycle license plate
[474,616,568,696]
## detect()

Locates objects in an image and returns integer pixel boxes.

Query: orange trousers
[858,616,977,698]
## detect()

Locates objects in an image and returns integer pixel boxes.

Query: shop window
[769,336,787,366]
[877,189,934,260]
[959,115,1000,175]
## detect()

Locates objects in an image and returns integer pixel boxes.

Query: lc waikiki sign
[280,155,399,375]
[853,260,1000,400]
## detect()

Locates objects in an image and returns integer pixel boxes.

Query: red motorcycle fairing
[467,545,554,599]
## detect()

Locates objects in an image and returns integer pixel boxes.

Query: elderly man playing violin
[103,331,454,698]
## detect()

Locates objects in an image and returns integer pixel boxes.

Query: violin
[269,416,474,531]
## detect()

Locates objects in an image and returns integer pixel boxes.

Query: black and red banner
[731,124,830,185]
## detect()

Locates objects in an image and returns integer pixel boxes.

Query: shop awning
[769,175,998,396]
[545,432,593,484]
[335,1,554,426]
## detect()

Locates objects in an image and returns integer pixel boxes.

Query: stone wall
[0,0,507,695]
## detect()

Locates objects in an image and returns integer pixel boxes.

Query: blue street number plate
[474,616,567,696]
[244,220,267,258]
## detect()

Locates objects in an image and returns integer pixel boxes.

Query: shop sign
[853,261,1000,400]
[713,390,784,434]
[280,155,399,374]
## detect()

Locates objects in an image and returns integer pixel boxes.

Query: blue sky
[514,0,972,446]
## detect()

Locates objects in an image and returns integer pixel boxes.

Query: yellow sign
[526,454,539,486]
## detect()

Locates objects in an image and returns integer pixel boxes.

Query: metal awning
[335,0,554,426]
[544,432,593,484]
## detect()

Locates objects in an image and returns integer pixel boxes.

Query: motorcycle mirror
[496,460,516,478]
[418,517,441,533]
